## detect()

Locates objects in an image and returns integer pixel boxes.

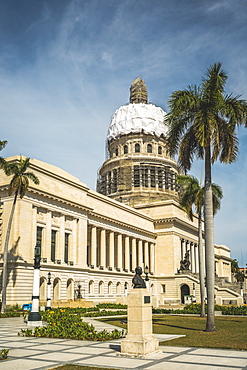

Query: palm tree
[231,259,239,275]
[166,62,247,331]
[1,156,39,313]
[177,174,223,317]
[0,141,7,171]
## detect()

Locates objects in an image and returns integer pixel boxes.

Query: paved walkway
[0,317,247,370]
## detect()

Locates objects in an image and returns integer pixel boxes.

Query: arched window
[53,278,61,301]
[40,277,47,301]
[99,281,104,295]
[66,279,74,300]
[115,148,118,156]
[147,144,152,153]
[108,281,113,294]
[135,143,140,153]
[89,280,94,294]
[124,145,128,154]
[158,146,162,155]
[116,282,121,295]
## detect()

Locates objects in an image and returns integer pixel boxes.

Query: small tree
[1,157,39,313]
[177,174,222,317]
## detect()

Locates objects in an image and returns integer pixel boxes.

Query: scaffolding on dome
[130,77,148,104]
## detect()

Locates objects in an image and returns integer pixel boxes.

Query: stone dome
[107,103,168,143]
[107,77,168,143]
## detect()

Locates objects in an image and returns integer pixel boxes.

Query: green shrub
[96,303,127,309]
[0,311,22,318]
[221,305,247,315]
[0,349,9,360]
[19,309,125,341]
[6,304,22,312]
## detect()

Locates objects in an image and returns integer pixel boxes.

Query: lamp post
[28,245,42,325]
[193,283,196,303]
[240,281,243,298]
[77,284,82,299]
[46,272,52,310]
[124,282,128,297]
[144,265,149,290]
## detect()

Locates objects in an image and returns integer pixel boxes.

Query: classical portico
[87,222,155,274]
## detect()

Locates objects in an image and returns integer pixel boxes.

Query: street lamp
[240,281,243,297]
[77,284,82,299]
[28,245,42,326]
[46,272,52,310]
[144,265,149,290]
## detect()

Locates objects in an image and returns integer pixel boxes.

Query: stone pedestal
[120,288,159,357]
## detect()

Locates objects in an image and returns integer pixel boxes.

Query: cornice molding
[88,211,156,240]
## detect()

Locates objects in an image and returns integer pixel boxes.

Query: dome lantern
[129,77,148,104]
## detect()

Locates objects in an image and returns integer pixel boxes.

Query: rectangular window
[150,167,156,188]
[36,227,43,254]
[64,233,69,263]
[134,166,140,187]
[141,167,148,187]
[51,230,57,262]
[158,168,163,188]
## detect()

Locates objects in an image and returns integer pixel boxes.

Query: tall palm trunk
[1,193,17,313]
[198,214,206,317]
[204,146,215,331]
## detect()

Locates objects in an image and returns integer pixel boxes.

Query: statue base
[120,288,159,356]
[27,320,43,327]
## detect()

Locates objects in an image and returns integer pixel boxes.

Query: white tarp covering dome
[107,103,168,142]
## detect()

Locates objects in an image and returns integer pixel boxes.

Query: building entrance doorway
[181,284,190,304]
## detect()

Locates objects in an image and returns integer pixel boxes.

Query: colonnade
[88,224,155,274]
[180,239,200,273]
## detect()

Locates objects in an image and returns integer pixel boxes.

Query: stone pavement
[0,317,247,370]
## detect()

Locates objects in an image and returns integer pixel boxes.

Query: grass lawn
[99,315,247,351]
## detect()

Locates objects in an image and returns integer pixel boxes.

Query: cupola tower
[97,78,179,206]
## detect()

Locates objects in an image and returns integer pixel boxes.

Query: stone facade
[0,155,238,307]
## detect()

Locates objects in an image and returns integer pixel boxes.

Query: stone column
[181,239,185,260]
[90,226,97,268]
[150,243,155,274]
[100,229,106,269]
[190,242,195,273]
[124,236,130,272]
[144,242,149,268]
[77,218,87,268]
[109,231,114,270]
[117,233,123,271]
[58,215,65,262]
[138,240,143,270]
[131,238,136,272]
[44,211,52,261]
[70,218,77,265]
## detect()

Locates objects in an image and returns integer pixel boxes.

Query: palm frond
[25,172,40,185]
[0,140,7,152]
[178,126,204,171]
[211,183,223,216]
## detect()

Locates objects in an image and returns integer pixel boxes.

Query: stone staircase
[214,276,241,295]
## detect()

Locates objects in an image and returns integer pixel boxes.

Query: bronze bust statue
[132,266,146,288]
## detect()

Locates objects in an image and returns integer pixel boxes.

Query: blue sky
[0,0,246,265]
